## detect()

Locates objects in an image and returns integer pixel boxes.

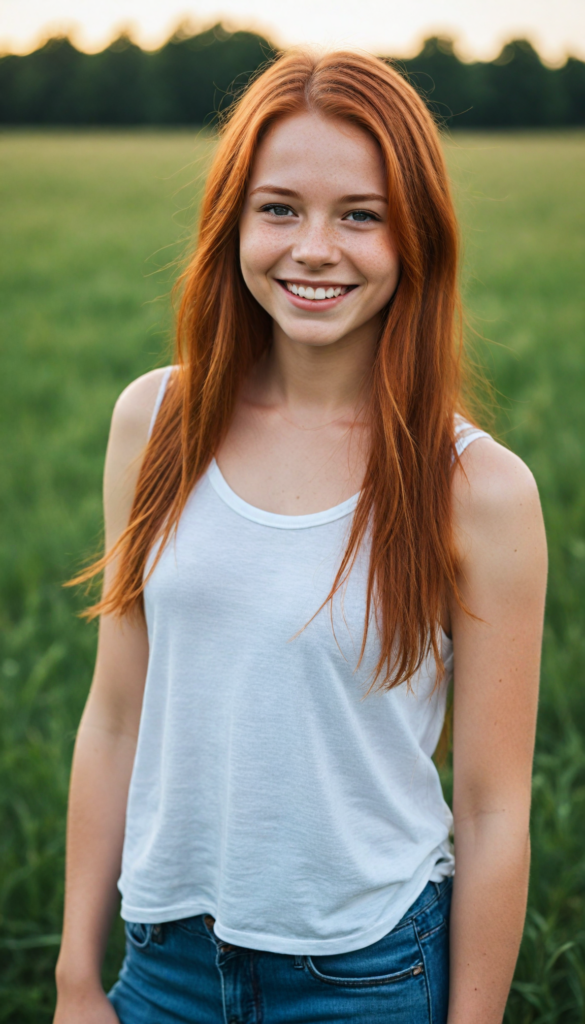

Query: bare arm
[54,368,169,1021]
[447,438,547,1024]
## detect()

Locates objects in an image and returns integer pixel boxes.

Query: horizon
[1,24,580,67]
[1,0,584,64]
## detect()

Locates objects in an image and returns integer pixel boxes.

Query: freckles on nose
[292,225,337,263]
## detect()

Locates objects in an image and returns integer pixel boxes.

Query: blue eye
[345,210,378,222]
[262,204,295,217]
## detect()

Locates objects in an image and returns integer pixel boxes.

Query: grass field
[0,130,584,1022]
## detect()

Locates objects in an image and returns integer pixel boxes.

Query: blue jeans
[108,877,452,1024]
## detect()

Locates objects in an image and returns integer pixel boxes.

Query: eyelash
[260,204,380,223]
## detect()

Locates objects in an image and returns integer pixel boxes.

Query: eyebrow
[249,185,388,204]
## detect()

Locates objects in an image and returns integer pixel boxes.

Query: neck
[262,318,379,421]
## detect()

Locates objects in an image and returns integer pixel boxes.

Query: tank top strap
[147,366,173,441]
[453,413,491,458]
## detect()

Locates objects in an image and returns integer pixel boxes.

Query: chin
[282,324,348,347]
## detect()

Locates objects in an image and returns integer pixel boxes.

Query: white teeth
[285,282,350,300]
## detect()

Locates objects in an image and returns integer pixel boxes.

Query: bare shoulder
[110,366,171,445]
[104,367,172,546]
[452,436,546,575]
[453,437,541,531]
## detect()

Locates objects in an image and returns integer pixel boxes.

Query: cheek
[239,221,282,280]
[363,235,400,289]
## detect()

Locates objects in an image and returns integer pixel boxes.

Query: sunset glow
[1,0,584,62]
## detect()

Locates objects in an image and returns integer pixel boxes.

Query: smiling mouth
[278,280,357,302]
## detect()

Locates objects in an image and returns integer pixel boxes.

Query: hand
[53,985,121,1024]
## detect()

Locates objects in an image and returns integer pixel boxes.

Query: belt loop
[293,955,304,970]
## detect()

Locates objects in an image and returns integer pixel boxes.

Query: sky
[1,0,584,63]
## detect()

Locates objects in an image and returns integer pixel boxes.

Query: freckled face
[239,111,400,348]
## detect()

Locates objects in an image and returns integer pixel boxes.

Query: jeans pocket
[125,921,154,950]
[303,922,425,988]
[304,955,424,988]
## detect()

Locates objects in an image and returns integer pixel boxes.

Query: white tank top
[118,367,490,955]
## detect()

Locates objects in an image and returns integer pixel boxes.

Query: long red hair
[77,49,473,692]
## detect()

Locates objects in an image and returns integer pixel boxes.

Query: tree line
[0,24,583,128]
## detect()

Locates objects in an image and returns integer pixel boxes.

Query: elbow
[453,803,531,870]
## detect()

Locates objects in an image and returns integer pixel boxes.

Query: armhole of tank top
[147,366,173,442]
[453,414,491,459]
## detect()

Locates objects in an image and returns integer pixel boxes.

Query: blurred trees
[399,37,585,127]
[0,25,275,126]
[0,25,583,127]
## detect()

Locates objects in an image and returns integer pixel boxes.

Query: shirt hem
[120,855,454,956]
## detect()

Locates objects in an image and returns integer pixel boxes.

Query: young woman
[54,50,547,1024]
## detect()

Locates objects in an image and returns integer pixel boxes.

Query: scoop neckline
[206,459,453,645]
[207,459,360,530]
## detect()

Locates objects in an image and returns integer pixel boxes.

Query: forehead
[248,111,386,196]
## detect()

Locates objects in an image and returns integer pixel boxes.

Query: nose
[290,216,339,270]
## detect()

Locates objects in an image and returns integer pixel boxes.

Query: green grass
[0,130,584,1022]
